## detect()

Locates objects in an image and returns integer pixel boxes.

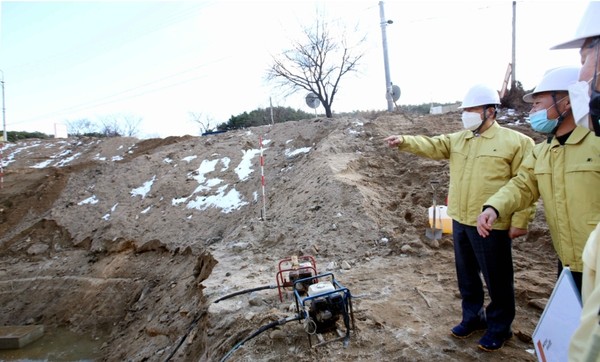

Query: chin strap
[473,106,491,136]
[550,92,570,136]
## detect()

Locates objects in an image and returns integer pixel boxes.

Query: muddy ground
[0,111,556,361]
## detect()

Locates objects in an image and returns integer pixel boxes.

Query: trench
[0,327,105,361]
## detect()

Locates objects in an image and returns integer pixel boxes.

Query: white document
[532,267,582,362]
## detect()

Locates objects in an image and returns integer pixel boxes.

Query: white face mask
[461,111,482,130]
[568,80,591,129]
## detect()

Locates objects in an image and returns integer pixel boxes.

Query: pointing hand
[384,135,404,147]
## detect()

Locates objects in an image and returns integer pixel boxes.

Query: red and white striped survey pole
[259,136,267,220]
[0,142,4,189]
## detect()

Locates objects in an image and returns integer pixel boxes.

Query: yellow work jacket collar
[464,120,500,139]
[548,126,592,147]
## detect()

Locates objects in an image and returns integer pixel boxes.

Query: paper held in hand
[532,267,582,362]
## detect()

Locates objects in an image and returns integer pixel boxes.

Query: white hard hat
[551,2,600,50]
[458,84,500,109]
[523,66,581,103]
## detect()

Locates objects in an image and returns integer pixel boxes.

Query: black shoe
[478,331,513,351]
[450,320,487,339]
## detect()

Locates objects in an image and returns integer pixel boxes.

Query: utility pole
[511,1,516,89]
[379,1,394,112]
[0,70,4,189]
[269,97,274,125]
[0,70,5,142]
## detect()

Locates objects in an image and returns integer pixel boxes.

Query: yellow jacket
[398,121,536,229]
[484,127,600,272]
[569,223,600,361]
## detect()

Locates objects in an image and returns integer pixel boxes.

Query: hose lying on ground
[213,284,277,303]
[219,314,303,362]
[163,309,206,362]
[164,284,278,361]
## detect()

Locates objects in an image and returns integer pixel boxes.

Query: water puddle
[0,327,105,361]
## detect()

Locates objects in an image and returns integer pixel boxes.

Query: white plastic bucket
[428,205,453,234]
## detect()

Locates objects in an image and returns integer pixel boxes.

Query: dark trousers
[557,260,583,297]
[452,220,515,335]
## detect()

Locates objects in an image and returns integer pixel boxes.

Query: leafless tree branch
[266,16,366,118]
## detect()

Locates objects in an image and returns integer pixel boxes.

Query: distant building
[430,103,460,115]
[54,123,68,138]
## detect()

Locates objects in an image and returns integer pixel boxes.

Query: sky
[0,0,591,139]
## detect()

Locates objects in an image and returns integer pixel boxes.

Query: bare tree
[267,17,366,118]
[99,114,142,138]
[66,118,96,136]
[189,112,214,134]
[121,115,142,137]
[100,117,122,137]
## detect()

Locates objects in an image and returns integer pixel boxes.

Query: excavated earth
[0,112,555,361]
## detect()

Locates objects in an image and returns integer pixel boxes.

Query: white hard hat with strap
[523,66,580,103]
[552,2,600,50]
[458,84,500,109]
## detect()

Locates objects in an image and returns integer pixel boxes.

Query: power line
[8,56,231,126]
[3,2,217,75]
[4,1,227,126]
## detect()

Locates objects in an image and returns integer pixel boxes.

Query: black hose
[163,284,278,361]
[219,314,302,362]
[163,309,206,362]
[213,284,276,303]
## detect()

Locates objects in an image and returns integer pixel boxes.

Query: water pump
[215,257,356,361]
[294,272,355,348]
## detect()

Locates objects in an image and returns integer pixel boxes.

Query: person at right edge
[549,2,600,361]
[385,84,536,352]
[477,63,595,291]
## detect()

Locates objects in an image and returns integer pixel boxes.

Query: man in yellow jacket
[476,65,598,295]
[385,84,535,351]
[478,64,600,361]
[551,2,600,361]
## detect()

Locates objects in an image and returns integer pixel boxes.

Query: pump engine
[294,272,355,347]
[216,259,356,361]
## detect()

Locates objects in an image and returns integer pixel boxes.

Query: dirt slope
[0,113,555,361]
